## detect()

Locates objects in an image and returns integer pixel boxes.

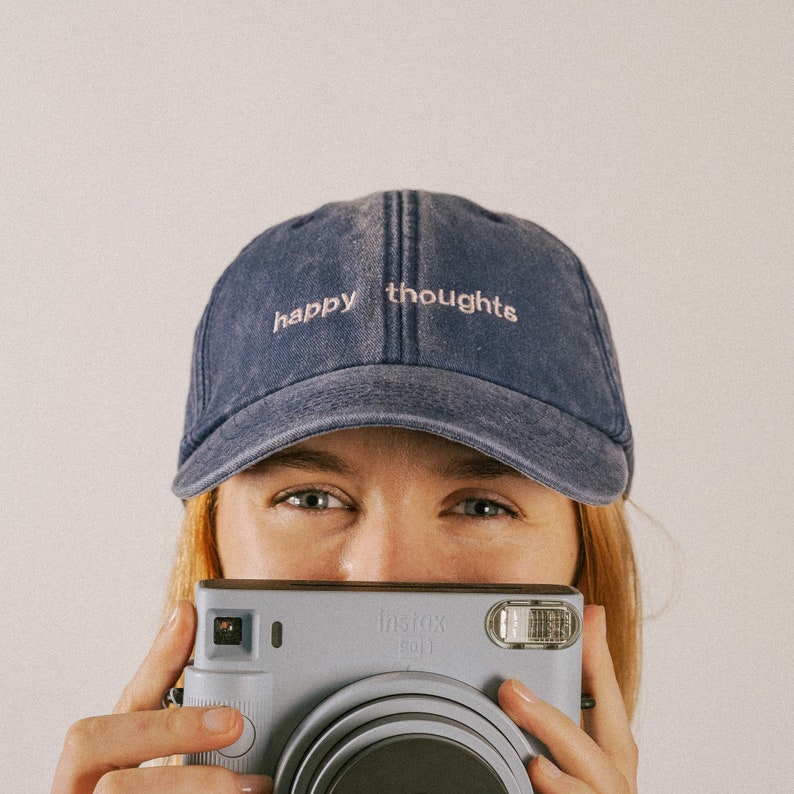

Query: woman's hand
[498,605,638,793]
[51,600,272,794]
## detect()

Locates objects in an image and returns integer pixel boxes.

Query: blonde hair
[575,500,642,719]
[166,491,641,719]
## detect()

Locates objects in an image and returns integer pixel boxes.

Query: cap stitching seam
[383,191,400,363]
[395,190,405,361]
[405,189,419,364]
[186,269,232,450]
[574,259,629,442]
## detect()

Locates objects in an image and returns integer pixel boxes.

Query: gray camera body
[183,580,583,794]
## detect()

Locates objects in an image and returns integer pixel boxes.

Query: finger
[113,600,196,714]
[53,705,244,794]
[497,679,629,794]
[526,754,592,793]
[580,605,638,780]
[94,766,272,794]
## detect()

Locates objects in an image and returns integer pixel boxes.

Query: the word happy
[273,291,357,333]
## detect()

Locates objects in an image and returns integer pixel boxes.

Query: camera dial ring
[275,671,539,794]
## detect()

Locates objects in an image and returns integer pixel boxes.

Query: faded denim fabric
[174,190,632,505]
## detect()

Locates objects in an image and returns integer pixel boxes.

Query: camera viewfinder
[214,616,244,645]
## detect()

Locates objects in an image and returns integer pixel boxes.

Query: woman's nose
[340,520,445,582]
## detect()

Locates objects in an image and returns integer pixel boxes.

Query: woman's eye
[281,490,347,510]
[451,498,513,517]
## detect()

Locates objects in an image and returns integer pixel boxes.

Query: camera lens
[327,735,507,794]
[276,672,537,794]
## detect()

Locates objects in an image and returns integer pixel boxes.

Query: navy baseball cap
[173,190,633,505]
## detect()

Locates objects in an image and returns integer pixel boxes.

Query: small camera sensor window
[214,616,244,646]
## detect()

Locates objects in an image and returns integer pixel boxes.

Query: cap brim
[172,365,628,505]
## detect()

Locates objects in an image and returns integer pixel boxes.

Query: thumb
[113,600,196,714]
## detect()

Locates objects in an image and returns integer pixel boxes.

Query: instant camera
[182,579,584,794]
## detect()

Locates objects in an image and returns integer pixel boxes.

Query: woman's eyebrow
[441,456,524,480]
[250,448,355,475]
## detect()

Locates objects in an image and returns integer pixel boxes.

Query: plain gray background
[2,2,792,791]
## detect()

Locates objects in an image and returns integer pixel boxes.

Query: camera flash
[487,601,581,649]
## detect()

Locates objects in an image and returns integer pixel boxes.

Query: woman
[53,190,640,793]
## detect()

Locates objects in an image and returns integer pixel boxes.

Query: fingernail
[585,604,607,637]
[510,679,540,704]
[537,754,563,779]
[597,605,607,636]
[237,774,272,793]
[203,706,238,733]
[165,604,180,630]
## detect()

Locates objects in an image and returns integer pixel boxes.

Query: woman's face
[215,427,581,584]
